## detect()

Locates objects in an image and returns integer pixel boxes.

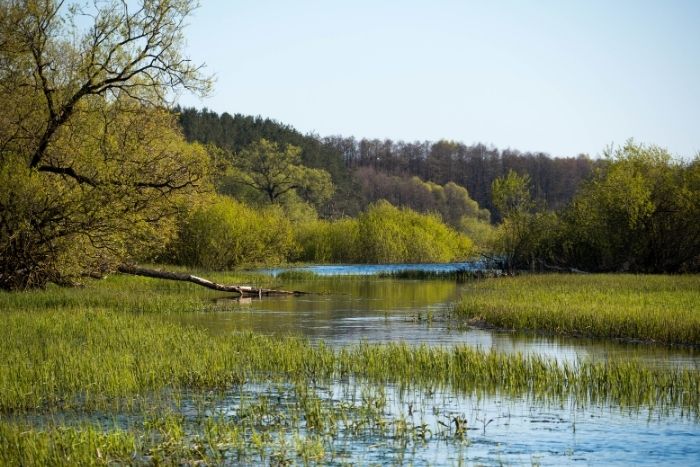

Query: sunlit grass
[0,270,270,314]
[456,274,700,345]
[1,308,697,415]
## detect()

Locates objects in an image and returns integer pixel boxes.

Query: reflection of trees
[176,278,459,338]
[261,278,458,314]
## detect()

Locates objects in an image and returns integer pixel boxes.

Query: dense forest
[176,107,597,220]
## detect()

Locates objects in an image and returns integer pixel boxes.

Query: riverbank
[456,274,700,346]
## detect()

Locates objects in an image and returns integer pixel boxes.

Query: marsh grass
[456,274,700,345]
[0,270,270,314]
[0,382,472,465]
[1,273,699,464]
[1,307,697,416]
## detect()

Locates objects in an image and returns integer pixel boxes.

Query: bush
[173,196,296,269]
[358,201,473,263]
[295,201,474,264]
[295,218,360,263]
[558,143,700,272]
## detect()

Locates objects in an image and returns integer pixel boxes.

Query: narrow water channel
[173,269,699,369]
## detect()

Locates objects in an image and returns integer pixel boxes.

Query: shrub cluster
[296,201,473,264]
[172,196,296,269]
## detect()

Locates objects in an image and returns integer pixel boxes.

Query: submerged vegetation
[457,274,700,345]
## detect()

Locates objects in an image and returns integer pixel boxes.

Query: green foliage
[458,216,498,253]
[354,167,490,228]
[295,201,474,263]
[295,218,361,263]
[0,0,210,289]
[492,170,535,216]
[358,201,472,263]
[0,108,210,289]
[491,170,541,270]
[487,143,700,273]
[227,138,334,208]
[176,107,354,215]
[173,196,296,269]
[560,142,700,272]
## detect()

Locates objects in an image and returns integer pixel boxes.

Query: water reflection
[263,261,496,276]
[171,276,699,369]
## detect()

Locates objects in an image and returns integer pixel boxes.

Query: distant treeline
[176,107,597,220]
[174,107,699,273]
[324,137,596,218]
[176,107,353,215]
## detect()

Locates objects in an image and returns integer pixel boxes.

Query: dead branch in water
[117,264,307,296]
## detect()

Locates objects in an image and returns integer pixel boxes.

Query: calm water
[175,271,699,369]
[167,265,700,464]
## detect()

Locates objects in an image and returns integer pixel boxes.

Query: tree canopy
[0,0,211,289]
[561,142,700,272]
[228,138,334,207]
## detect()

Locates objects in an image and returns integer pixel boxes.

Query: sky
[179,0,700,159]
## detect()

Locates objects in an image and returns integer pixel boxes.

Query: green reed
[456,274,700,345]
[0,307,697,415]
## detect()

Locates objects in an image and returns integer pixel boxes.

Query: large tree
[0,0,211,289]
[491,170,557,272]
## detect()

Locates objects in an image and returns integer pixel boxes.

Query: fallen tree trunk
[117,264,307,296]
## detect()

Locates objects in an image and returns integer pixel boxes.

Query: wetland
[1,267,699,465]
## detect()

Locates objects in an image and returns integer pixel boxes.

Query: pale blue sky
[179,0,700,159]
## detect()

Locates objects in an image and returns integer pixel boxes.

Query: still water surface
[176,269,698,369]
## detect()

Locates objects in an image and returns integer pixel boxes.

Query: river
[165,264,700,465]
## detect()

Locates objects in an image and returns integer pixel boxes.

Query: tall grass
[0,271,269,314]
[0,307,697,415]
[456,274,700,345]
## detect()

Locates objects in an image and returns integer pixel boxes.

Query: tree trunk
[117,264,306,296]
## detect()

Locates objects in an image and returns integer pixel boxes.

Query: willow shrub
[296,201,474,263]
[295,218,360,263]
[174,196,296,269]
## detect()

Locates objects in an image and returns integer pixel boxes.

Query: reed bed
[456,274,700,345]
[0,422,139,466]
[0,308,697,416]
